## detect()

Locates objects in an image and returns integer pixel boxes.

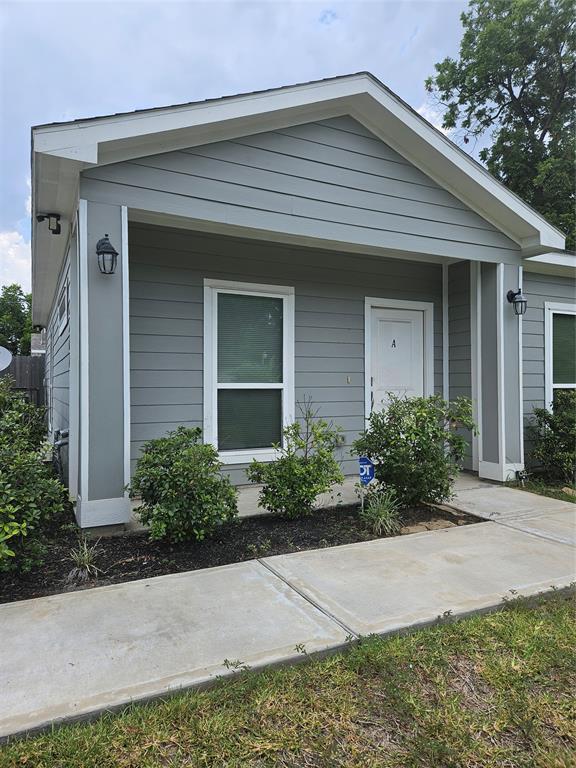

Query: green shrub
[129,426,238,542]
[0,378,68,570]
[247,400,344,518]
[528,389,576,485]
[353,394,476,509]
[359,485,403,536]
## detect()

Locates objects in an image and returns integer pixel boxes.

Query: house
[31,73,576,528]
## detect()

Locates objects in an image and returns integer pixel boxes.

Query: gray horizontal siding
[522,272,576,429]
[448,261,472,469]
[129,224,445,482]
[82,116,520,265]
[46,261,71,485]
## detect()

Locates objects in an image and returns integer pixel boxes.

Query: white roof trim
[524,251,576,277]
[31,72,566,323]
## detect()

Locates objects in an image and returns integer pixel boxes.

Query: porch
[71,212,524,527]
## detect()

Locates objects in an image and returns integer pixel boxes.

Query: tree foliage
[426,0,575,248]
[0,283,32,355]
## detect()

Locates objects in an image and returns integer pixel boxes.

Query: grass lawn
[508,479,576,504]
[2,591,574,768]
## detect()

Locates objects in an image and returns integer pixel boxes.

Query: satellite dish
[0,347,13,373]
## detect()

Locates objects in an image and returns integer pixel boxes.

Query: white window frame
[56,273,69,337]
[203,278,295,464]
[544,301,576,409]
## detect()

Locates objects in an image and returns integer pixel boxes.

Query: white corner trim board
[470,261,481,471]
[544,301,576,410]
[121,206,131,494]
[78,200,90,507]
[517,265,524,464]
[442,263,449,403]
[203,278,295,465]
[364,296,435,420]
[496,263,506,474]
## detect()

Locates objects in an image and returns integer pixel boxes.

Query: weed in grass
[223,658,251,672]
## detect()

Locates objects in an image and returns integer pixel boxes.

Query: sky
[0,0,470,293]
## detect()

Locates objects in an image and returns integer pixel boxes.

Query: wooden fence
[0,355,45,405]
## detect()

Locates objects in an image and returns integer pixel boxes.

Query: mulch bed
[0,504,482,604]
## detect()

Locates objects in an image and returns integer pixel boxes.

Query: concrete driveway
[1,483,574,741]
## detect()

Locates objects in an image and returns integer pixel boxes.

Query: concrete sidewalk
[449,475,576,546]
[1,485,574,740]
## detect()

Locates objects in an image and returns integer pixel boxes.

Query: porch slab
[236,475,359,518]
[0,560,348,740]
[115,476,359,535]
[262,522,575,637]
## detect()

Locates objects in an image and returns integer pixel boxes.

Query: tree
[426,0,575,249]
[0,284,32,355]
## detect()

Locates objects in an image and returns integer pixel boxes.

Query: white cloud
[416,101,452,135]
[0,231,31,292]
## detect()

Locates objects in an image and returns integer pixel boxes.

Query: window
[204,280,294,463]
[56,278,69,336]
[544,302,576,408]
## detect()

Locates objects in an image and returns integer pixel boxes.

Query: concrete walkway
[1,483,574,740]
[450,474,576,546]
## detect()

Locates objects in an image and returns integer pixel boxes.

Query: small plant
[247,398,344,518]
[246,538,272,558]
[359,485,403,536]
[65,536,103,584]
[129,426,238,542]
[528,389,576,485]
[353,394,476,509]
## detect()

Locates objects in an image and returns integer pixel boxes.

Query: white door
[370,307,424,411]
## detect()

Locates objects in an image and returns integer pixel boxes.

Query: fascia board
[32,76,368,155]
[524,252,576,278]
[357,82,565,251]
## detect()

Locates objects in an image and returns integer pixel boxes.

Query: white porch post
[76,200,131,527]
[477,261,524,481]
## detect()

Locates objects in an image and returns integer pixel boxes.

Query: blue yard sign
[358,457,375,485]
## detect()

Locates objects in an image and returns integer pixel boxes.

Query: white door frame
[364,297,435,419]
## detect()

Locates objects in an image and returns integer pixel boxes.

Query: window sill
[219,448,280,465]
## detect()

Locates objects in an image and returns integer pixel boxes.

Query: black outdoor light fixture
[96,234,119,275]
[36,213,61,235]
[507,288,528,316]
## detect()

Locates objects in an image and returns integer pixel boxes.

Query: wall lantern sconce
[506,288,527,316]
[36,213,61,235]
[96,234,119,275]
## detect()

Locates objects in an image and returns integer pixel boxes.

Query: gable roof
[31,72,567,324]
